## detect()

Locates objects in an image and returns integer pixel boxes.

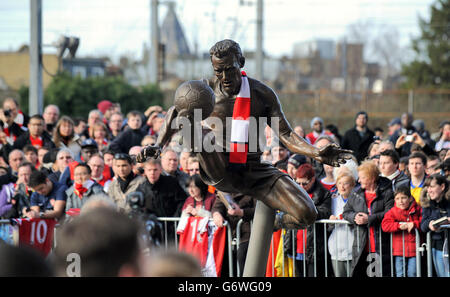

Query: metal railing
[2,217,449,277]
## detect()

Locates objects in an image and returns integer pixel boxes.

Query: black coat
[343,176,394,276]
[137,175,187,218]
[341,127,375,163]
[304,180,331,262]
[211,193,255,243]
[108,128,147,154]
[13,131,55,150]
[420,188,450,251]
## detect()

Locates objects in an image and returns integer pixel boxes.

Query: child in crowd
[381,186,422,277]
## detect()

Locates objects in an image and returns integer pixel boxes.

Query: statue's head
[209,40,246,96]
[209,39,245,68]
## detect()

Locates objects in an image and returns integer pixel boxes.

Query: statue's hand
[136,145,161,163]
[316,143,353,167]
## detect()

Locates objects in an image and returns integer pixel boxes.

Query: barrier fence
[1,218,448,277]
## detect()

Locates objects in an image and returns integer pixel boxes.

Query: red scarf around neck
[229,71,250,169]
[74,183,88,198]
[30,135,43,148]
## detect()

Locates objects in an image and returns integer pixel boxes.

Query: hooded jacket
[381,200,422,257]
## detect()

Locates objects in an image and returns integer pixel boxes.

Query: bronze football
[174,80,215,120]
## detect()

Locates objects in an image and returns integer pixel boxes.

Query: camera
[126,191,164,248]
[126,191,145,211]
[3,109,11,118]
[405,135,414,142]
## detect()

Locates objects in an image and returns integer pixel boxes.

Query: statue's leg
[243,175,317,276]
[264,175,318,228]
[242,200,275,277]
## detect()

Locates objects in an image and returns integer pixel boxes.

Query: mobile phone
[405,135,413,142]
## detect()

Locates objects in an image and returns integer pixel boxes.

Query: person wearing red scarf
[65,163,106,218]
[13,115,55,150]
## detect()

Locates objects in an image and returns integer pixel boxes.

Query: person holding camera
[0,98,27,146]
[0,162,35,219]
[391,113,434,158]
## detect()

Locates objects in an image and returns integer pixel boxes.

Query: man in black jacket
[137,158,187,218]
[137,158,187,245]
[342,111,375,163]
[13,115,55,150]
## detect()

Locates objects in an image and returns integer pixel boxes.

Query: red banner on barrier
[12,218,57,257]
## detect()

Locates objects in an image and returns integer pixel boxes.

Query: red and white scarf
[229,71,251,169]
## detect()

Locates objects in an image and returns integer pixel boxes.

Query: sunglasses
[297,180,311,187]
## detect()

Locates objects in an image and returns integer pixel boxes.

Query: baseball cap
[81,138,98,149]
[387,117,401,127]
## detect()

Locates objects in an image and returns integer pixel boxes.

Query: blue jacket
[30,181,67,211]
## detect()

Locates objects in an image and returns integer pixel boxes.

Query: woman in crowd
[295,163,331,277]
[420,174,450,277]
[53,116,82,159]
[92,121,110,154]
[181,174,216,218]
[328,171,356,277]
[343,160,394,277]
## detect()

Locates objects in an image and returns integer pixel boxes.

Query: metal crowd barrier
[156,217,235,277]
[0,219,18,245]
[243,219,449,278]
[2,217,448,277]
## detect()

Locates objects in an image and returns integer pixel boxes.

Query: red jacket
[381,201,422,257]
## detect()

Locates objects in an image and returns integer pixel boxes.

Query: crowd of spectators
[0,95,448,277]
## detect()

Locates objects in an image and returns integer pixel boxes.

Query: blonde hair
[336,171,356,187]
[92,121,109,139]
[357,160,380,181]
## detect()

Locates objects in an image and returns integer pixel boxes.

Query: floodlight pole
[150,0,160,85]
[255,0,263,81]
[29,0,43,115]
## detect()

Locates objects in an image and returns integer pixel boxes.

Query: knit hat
[288,154,307,169]
[97,100,114,115]
[310,117,323,128]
